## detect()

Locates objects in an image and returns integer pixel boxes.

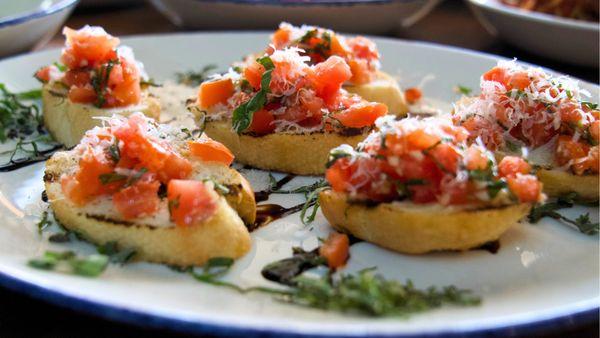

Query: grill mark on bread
[85,214,161,230]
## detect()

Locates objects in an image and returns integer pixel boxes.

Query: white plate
[467,0,599,67]
[0,32,598,337]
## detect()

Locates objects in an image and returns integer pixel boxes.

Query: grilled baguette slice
[44,148,255,267]
[319,189,532,254]
[203,119,366,175]
[344,71,407,117]
[536,169,599,201]
[42,82,161,148]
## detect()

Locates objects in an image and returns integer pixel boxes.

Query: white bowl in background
[0,0,78,58]
[467,0,599,68]
[148,0,440,34]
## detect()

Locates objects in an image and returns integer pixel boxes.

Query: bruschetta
[36,26,160,148]
[189,48,388,175]
[44,113,255,266]
[453,60,599,200]
[256,22,407,116]
[319,116,544,254]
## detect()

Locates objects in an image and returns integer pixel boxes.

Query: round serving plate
[466,0,600,68]
[0,32,598,337]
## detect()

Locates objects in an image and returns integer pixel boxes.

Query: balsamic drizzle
[41,190,48,202]
[471,240,501,254]
[251,202,305,231]
[254,174,296,202]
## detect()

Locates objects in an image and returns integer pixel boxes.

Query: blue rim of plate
[171,0,423,6]
[0,0,79,29]
[0,268,597,338]
[0,32,597,337]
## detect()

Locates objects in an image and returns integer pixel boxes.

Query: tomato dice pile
[268,23,379,85]
[198,48,387,134]
[61,113,233,226]
[325,117,543,205]
[453,61,599,176]
[35,26,142,108]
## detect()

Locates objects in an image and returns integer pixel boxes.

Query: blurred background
[0,0,598,337]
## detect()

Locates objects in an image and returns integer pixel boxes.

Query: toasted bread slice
[537,169,599,201]
[42,83,161,148]
[44,146,255,266]
[203,119,367,175]
[344,71,407,117]
[319,189,531,254]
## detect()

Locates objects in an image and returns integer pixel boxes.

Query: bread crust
[537,169,599,201]
[42,83,161,148]
[319,190,531,254]
[44,148,253,266]
[344,71,408,117]
[203,120,367,175]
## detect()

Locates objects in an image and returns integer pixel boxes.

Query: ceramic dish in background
[0,32,598,337]
[0,0,78,58]
[467,0,599,68]
[147,0,440,34]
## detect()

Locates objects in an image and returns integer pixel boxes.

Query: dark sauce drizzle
[251,202,305,231]
[41,190,48,202]
[0,144,63,172]
[471,240,501,254]
[254,174,296,202]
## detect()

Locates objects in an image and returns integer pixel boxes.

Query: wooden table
[2,1,598,337]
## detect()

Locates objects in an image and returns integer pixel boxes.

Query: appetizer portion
[453,60,599,200]
[319,116,544,254]
[500,0,598,22]
[44,113,255,266]
[191,48,388,175]
[262,23,407,116]
[36,26,160,148]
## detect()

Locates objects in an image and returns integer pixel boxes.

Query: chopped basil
[395,179,426,199]
[97,241,136,265]
[107,139,120,163]
[262,247,326,286]
[581,101,598,110]
[326,147,353,168]
[98,172,127,185]
[37,210,52,235]
[91,59,120,108]
[231,56,275,133]
[28,250,109,277]
[456,85,472,96]
[176,64,218,86]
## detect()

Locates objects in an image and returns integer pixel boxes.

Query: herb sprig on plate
[529,193,599,235]
[176,64,218,86]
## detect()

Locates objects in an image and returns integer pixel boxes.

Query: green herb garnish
[91,59,120,108]
[37,210,52,235]
[0,84,44,142]
[261,247,326,285]
[176,64,218,86]
[581,101,598,110]
[97,241,137,265]
[231,56,275,133]
[529,193,599,235]
[28,250,109,277]
[456,85,472,96]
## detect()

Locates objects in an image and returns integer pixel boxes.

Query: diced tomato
[63,69,91,88]
[35,66,52,83]
[113,114,191,181]
[329,34,347,56]
[508,72,531,90]
[319,232,350,269]
[61,150,119,205]
[105,58,141,108]
[271,27,290,49]
[555,135,589,166]
[428,143,460,173]
[347,36,379,61]
[483,67,508,86]
[311,56,352,102]
[347,59,372,85]
[498,156,531,178]
[404,87,422,105]
[248,108,276,135]
[167,179,218,227]
[68,86,97,104]
[244,61,265,90]
[507,174,541,203]
[331,102,387,128]
[326,158,353,192]
[188,138,235,165]
[465,146,490,171]
[198,78,234,109]
[60,26,119,69]
[112,175,160,219]
[405,129,441,151]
